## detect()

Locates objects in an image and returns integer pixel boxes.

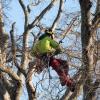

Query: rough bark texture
[79,0,100,99]
[95,33,100,100]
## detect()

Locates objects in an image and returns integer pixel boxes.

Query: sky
[5,0,80,35]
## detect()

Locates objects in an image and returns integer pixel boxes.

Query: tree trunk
[0,78,11,100]
[95,35,100,100]
[79,0,97,99]
[0,2,10,100]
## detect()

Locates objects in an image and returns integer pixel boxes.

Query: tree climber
[29,28,76,92]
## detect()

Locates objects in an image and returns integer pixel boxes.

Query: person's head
[45,28,54,39]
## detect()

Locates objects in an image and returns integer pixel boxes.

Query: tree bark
[26,64,36,100]
[79,0,98,99]
[0,77,11,100]
[0,2,10,100]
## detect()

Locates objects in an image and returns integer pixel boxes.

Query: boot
[60,74,70,86]
[60,75,76,92]
[60,77,66,86]
[66,78,76,92]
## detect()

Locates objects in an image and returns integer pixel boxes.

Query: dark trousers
[36,53,73,86]
[49,57,71,85]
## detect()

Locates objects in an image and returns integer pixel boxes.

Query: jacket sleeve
[49,38,59,48]
[49,38,62,54]
[49,38,59,49]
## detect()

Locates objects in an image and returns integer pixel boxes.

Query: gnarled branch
[28,0,56,30]
[0,64,21,82]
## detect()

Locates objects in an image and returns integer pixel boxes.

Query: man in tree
[30,28,75,92]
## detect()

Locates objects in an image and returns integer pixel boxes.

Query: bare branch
[26,64,36,99]
[16,61,27,76]
[0,78,11,100]
[92,0,100,27]
[0,64,21,82]
[26,80,36,100]
[59,14,80,43]
[18,0,28,30]
[0,12,9,52]
[28,0,56,30]
[51,0,64,30]
[10,22,16,63]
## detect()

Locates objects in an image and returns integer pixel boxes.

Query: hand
[55,48,62,55]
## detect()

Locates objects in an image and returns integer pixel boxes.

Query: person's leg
[60,60,74,86]
[49,58,69,83]
[61,60,69,75]
[49,57,75,92]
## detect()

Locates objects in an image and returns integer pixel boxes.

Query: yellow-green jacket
[31,34,59,56]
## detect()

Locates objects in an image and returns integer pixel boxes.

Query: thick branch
[10,22,16,63]
[28,0,56,30]
[26,81,36,100]
[84,79,100,99]
[18,0,28,30]
[14,60,27,77]
[2,76,16,100]
[16,1,30,98]
[0,14,9,53]
[26,64,36,100]
[0,64,21,82]
[0,78,11,100]
[92,0,100,27]
[14,81,23,100]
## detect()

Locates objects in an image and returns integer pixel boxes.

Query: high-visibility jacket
[31,35,59,56]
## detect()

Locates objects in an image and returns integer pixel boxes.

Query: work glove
[54,48,62,55]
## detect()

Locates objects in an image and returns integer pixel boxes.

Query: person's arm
[49,38,61,54]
